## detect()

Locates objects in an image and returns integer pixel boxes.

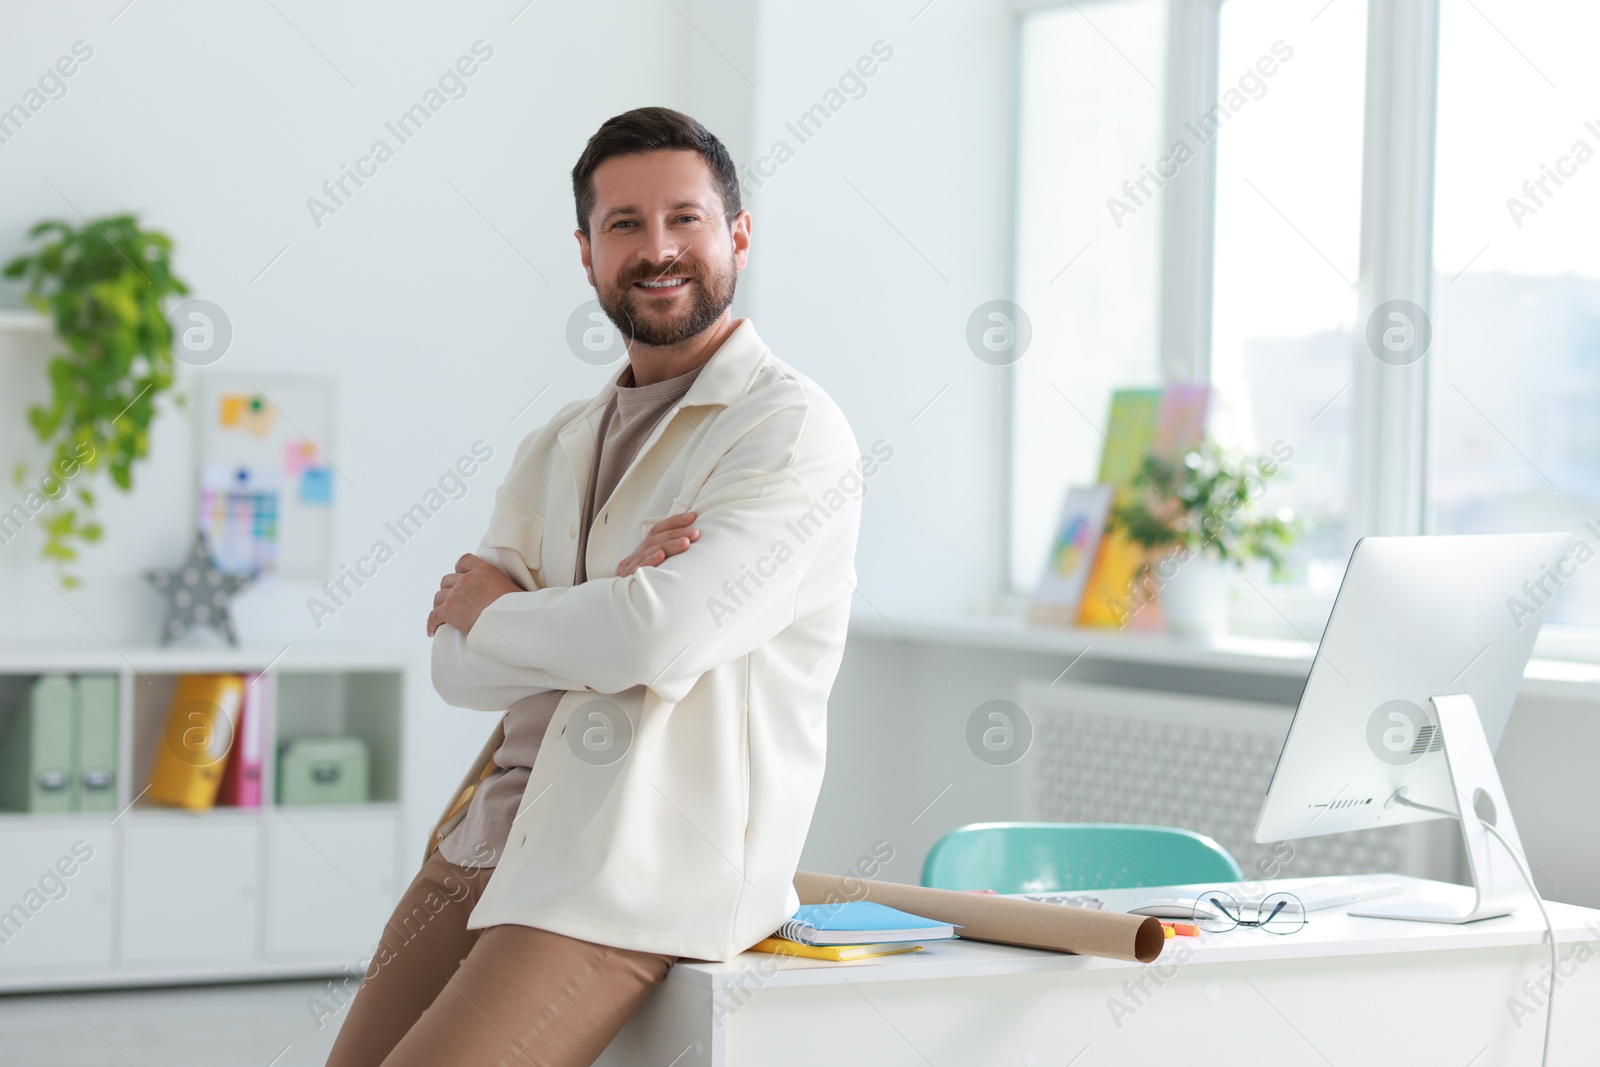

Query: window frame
[1002,0,1600,658]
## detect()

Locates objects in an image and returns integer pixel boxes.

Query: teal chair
[921,821,1243,893]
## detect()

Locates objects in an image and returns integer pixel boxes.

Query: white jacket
[428,318,863,962]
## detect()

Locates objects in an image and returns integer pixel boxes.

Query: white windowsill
[847,605,1600,701]
[848,606,1316,677]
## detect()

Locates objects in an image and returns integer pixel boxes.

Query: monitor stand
[1351,694,1533,924]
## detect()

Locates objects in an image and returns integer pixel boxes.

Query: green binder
[0,674,76,814]
[74,674,119,813]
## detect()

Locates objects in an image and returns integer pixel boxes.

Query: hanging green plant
[2,214,190,588]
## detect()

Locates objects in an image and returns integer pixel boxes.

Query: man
[325,107,863,1066]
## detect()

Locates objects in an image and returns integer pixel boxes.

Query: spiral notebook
[776,902,958,946]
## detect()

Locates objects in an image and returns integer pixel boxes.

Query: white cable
[1393,793,1558,1065]
[1393,795,1456,819]
[1481,820,1558,1067]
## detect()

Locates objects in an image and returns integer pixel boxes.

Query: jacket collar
[579,317,766,421]
[555,317,768,505]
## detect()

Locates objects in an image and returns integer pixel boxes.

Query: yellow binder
[147,674,245,810]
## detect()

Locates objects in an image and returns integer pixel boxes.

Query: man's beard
[596,252,737,348]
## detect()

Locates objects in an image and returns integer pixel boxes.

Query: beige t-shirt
[438,361,703,868]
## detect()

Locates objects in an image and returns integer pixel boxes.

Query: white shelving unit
[0,644,409,993]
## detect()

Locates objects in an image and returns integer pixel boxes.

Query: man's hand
[427,514,698,636]
[616,511,699,577]
[427,554,522,637]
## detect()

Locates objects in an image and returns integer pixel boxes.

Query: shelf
[0,651,411,992]
[1,651,407,819]
[259,801,401,817]
[0,643,408,674]
[0,809,120,827]
[121,800,400,819]
[1517,659,1600,700]
[848,608,1317,677]
[123,801,279,820]
[0,800,400,828]
[0,309,49,333]
[848,607,1600,700]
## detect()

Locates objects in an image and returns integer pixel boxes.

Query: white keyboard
[1128,879,1405,919]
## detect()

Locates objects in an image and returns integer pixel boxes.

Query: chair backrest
[921,822,1244,893]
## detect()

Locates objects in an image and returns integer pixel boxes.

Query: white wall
[0,0,781,863]
[743,0,1014,618]
[0,0,1015,866]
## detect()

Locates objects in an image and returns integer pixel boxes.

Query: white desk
[596,876,1600,1066]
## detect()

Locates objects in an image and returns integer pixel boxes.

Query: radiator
[1016,680,1448,884]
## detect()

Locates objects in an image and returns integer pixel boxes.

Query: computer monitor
[1254,532,1568,922]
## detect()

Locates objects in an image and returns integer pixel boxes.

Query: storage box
[277,737,369,805]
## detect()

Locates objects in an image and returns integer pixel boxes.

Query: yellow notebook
[749,937,925,962]
[147,674,245,811]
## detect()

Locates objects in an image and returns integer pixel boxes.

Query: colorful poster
[1028,485,1114,626]
[1074,385,1211,630]
[195,376,337,579]
[199,463,279,575]
[1151,384,1211,461]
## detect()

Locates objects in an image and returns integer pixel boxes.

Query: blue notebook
[777,902,960,946]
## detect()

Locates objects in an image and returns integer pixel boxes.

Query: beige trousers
[324,848,679,1067]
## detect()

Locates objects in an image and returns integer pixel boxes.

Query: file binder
[0,674,76,813]
[147,674,245,810]
[74,674,119,813]
[217,672,268,807]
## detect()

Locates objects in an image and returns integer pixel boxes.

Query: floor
[0,978,350,1066]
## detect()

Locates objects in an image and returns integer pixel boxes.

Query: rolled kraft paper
[793,872,1166,965]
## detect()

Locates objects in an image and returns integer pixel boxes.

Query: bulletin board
[194,375,337,579]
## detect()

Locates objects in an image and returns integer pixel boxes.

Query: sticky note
[284,439,319,476]
[219,394,276,439]
[219,394,249,427]
[300,467,333,505]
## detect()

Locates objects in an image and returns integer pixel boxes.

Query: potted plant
[3,215,189,587]
[1110,441,1300,637]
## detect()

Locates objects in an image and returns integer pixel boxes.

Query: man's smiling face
[578,148,749,348]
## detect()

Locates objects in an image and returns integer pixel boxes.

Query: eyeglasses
[1190,891,1306,934]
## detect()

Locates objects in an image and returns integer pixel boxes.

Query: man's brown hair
[571,107,741,238]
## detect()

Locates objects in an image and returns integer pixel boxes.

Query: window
[1008,0,1600,645]
[1430,0,1600,624]
[1210,0,1367,586]
[1008,0,1167,590]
